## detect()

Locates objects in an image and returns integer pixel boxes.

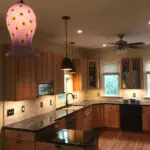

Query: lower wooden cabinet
[55,118,66,129]
[104,105,120,128]
[36,142,84,150]
[4,129,35,150]
[142,106,150,131]
[93,105,104,128]
[76,109,84,130]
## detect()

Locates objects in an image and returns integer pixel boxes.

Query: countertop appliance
[38,83,54,96]
[120,104,142,132]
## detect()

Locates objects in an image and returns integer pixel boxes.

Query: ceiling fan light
[61,56,73,71]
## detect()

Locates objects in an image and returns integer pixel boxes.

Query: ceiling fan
[109,34,145,50]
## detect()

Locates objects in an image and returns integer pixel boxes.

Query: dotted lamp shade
[6,2,37,57]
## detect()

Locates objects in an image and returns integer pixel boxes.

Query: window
[144,61,150,96]
[104,75,119,96]
[147,74,150,96]
[101,63,119,96]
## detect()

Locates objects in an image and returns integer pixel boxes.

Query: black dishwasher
[120,104,142,132]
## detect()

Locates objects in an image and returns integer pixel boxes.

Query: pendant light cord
[65,19,68,57]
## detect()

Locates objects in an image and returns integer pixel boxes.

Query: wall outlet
[133,93,136,98]
[49,100,52,105]
[21,106,25,113]
[97,92,100,97]
[7,109,14,117]
[40,102,43,108]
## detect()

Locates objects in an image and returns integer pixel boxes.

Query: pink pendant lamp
[6,0,37,57]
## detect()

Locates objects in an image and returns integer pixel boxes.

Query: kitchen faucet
[66,93,75,107]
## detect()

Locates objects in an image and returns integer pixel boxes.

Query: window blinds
[144,61,150,72]
[101,63,119,73]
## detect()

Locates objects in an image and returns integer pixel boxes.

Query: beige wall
[84,47,150,101]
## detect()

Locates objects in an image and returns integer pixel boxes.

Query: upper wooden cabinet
[73,59,88,91]
[121,58,143,89]
[36,52,53,83]
[53,53,64,94]
[3,45,37,101]
[3,44,64,101]
[87,60,100,89]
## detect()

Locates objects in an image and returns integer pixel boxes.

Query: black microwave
[38,83,54,96]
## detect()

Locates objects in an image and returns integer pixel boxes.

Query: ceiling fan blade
[128,42,145,46]
[109,42,116,45]
[128,45,145,49]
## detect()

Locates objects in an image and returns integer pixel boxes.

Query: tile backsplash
[4,95,56,125]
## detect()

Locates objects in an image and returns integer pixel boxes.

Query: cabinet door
[3,47,17,101]
[73,59,88,91]
[61,145,84,150]
[142,107,150,131]
[76,110,84,130]
[36,142,56,150]
[16,57,36,100]
[55,118,66,129]
[110,111,120,128]
[93,105,104,128]
[104,108,110,127]
[4,139,21,150]
[53,53,64,94]
[21,141,35,150]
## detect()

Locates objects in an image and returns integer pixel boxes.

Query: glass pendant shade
[61,56,73,71]
[6,1,37,57]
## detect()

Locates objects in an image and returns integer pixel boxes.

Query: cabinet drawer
[5,130,35,141]
[143,107,150,114]
[84,106,93,116]
[111,105,119,112]
[104,104,112,110]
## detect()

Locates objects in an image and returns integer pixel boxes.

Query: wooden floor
[98,130,150,150]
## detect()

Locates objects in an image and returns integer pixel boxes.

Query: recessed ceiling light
[77,29,83,34]
[102,44,107,47]
[148,21,150,25]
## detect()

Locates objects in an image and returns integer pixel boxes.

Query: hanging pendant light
[70,42,76,74]
[61,16,73,71]
[6,0,37,57]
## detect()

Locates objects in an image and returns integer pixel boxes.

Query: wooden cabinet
[17,57,36,100]
[53,53,64,94]
[36,142,84,150]
[3,44,37,101]
[142,106,150,131]
[36,52,53,83]
[83,106,93,131]
[73,59,88,91]
[76,109,84,130]
[104,105,120,128]
[121,58,143,89]
[55,118,66,129]
[76,106,93,131]
[93,105,104,128]
[36,142,56,150]
[87,60,100,89]
[4,129,35,150]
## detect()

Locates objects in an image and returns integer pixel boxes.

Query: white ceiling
[1,0,150,49]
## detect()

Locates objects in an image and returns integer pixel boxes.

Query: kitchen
[1,0,150,150]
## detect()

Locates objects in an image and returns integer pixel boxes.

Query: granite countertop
[4,100,150,132]
[38,128,100,148]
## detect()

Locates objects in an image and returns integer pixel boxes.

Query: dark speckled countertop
[3,100,150,132]
[38,128,101,148]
